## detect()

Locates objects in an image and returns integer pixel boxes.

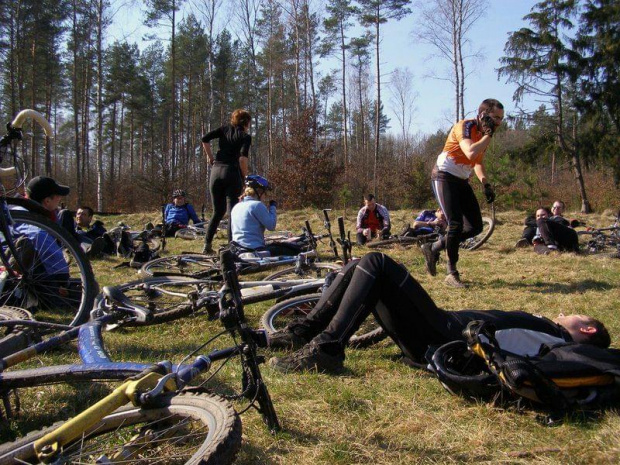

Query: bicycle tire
[94,276,221,326]
[262,262,341,281]
[366,235,434,249]
[260,294,387,348]
[0,306,35,359]
[460,216,495,251]
[141,254,220,279]
[0,391,242,465]
[2,210,97,326]
[175,228,200,240]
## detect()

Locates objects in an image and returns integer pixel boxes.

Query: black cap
[26,176,71,203]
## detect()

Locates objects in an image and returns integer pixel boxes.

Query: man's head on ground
[435,209,445,222]
[364,194,376,211]
[26,176,70,212]
[172,189,187,206]
[554,314,611,348]
[76,206,94,227]
[536,207,551,221]
[551,200,565,216]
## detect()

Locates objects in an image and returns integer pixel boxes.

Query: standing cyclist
[422,99,503,288]
[201,109,252,254]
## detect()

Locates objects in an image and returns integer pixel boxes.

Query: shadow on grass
[487,278,613,294]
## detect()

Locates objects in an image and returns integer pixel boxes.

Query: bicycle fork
[33,371,178,462]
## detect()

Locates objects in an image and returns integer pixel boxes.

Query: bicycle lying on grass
[0,249,278,464]
[577,210,620,257]
[0,110,97,327]
[367,204,496,251]
[141,216,342,281]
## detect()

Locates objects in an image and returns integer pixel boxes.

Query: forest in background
[0,0,617,213]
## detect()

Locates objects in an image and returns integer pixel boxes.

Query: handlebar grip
[0,167,17,182]
[305,220,314,237]
[323,209,331,222]
[11,109,53,137]
[338,217,345,237]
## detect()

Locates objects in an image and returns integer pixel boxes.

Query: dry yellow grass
[0,207,619,464]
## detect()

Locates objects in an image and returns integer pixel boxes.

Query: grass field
[1,207,619,464]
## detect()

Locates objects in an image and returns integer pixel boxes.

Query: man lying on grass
[268,252,610,373]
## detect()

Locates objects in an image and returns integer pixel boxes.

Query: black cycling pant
[206,163,243,244]
[431,176,482,274]
[521,215,537,244]
[536,218,579,252]
[290,252,463,360]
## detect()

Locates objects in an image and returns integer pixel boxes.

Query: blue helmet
[245,175,272,191]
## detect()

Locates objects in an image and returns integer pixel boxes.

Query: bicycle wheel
[0,306,35,358]
[94,276,221,326]
[263,262,341,281]
[261,294,387,348]
[175,228,200,240]
[0,391,241,465]
[460,216,495,251]
[141,254,220,279]
[1,210,97,326]
[367,234,437,250]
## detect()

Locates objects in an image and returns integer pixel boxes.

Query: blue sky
[109,0,540,136]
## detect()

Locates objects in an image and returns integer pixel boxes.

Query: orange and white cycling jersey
[435,119,485,180]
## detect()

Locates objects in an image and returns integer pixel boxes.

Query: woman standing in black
[201,109,252,254]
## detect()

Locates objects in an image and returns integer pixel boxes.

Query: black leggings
[206,164,243,244]
[431,176,482,274]
[536,218,579,252]
[291,253,463,360]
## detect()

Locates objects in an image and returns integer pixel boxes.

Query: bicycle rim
[0,392,242,465]
[461,216,495,251]
[141,254,220,279]
[175,229,199,240]
[1,210,97,326]
[94,276,221,326]
[261,294,386,348]
[262,263,341,281]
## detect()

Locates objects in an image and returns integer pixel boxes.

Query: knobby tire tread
[0,391,242,465]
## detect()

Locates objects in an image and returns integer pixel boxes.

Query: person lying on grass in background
[515,200,582,249]
[268,252,610,373]
[400,208,447,237]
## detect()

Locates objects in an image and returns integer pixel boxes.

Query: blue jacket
[164,203,200,226]
[230,196,277,249]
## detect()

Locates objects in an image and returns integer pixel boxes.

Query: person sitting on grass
[163,189,201,237]
[515,200,581,248]
[72,205,109,257]
[400,208,447,237]
[230,175,304,257]
[268,252,610,373]
[356,194,391,245]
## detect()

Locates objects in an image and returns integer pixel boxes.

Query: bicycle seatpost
[337,216,350,264]
[219,248,245,329]
[323,209,339,259]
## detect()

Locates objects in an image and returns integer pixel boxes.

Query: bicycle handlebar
[10,109,53,137]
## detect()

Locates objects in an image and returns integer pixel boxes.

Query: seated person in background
[163,189,201,237]
[230,175,303,257]
[14,177,75,306]
[75,206,109,258]
[356,194,391,245]
[532,207,579,254]
[516,200,581,248]
[268,252,610,373]
[401,208,447,237]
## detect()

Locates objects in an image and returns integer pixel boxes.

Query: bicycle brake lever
[138,372,178,405]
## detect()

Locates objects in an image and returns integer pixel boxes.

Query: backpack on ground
[428,320,620,415]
